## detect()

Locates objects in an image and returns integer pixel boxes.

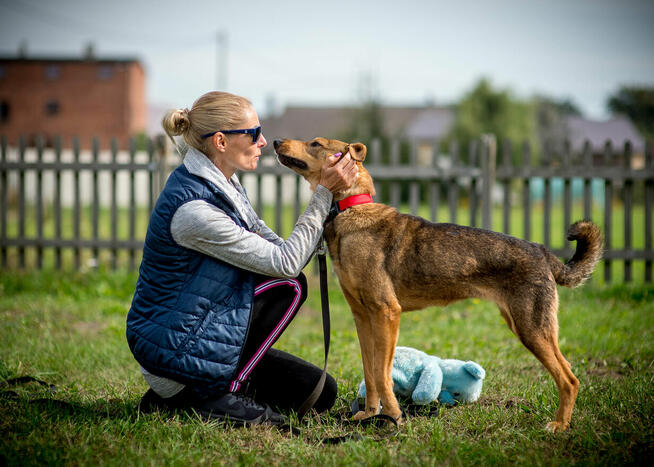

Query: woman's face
[214,106,267,178]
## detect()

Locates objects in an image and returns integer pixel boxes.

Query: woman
[126,91,358,425]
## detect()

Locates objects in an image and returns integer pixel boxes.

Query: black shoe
[193,392,287,426]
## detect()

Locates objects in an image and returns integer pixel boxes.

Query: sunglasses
[201,125,262,144]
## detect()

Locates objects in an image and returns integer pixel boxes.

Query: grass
[1,268,653,465]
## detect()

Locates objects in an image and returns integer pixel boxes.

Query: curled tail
[548,220,603,288]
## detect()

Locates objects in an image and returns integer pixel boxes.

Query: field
[1,267,653,465]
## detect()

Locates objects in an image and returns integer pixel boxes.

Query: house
[261,105,455,167]
[0,46,146,148]
[564,115,646,167]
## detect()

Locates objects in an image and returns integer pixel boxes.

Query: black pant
[231,272,336,413]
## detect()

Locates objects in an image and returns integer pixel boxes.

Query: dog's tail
[548,220,603,288]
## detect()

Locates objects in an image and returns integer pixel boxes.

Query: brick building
[0,51,146,148]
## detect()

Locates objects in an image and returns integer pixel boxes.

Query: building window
[0,101,9,123]
[45,65,61,80]
[45,100,60,116]
[98,65,113,80]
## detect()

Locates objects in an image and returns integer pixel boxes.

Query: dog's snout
[273,139,282,151]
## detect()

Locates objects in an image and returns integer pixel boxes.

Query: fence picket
[603,141,613,283]
[448,140,459,223]
[0,134,652,281]
[129,138,136,270]
[522,141,531,241]
[73,137,81,269]
[36,136,44,269]
[502,139,511,235]
[1,136,6,268]
[18,136,25,268]
[563,140,572,252]
[111,138,119,270]
[645,142,653,282]
[623,141,633,282]
[92,137,100,261]
[54,136,62,269]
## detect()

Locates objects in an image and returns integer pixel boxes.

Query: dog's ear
[348,142,367,162]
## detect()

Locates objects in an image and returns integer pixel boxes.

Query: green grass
[1,269,653,465]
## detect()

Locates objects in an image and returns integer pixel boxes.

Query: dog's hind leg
[508,288,579,432]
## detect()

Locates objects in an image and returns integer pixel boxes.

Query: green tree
[448,78,538,165]
[607,86,654,141]
[533,95,581,155]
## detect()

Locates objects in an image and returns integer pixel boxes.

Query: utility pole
[216,30,227,90]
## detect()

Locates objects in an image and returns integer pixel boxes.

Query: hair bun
[162,108,190,137]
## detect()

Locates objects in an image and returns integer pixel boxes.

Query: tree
[533,95,581,155]
[607,86,654,141]
[448,78,538,165]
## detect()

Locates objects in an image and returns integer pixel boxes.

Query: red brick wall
[0,59,146,148]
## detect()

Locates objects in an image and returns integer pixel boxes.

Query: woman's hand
[319,152,359,194]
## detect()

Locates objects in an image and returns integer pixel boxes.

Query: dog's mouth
[276,153,308,171]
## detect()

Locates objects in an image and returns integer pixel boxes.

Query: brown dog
[273,137,602,432]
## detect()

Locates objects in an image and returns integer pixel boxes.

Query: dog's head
[273,137,373,197]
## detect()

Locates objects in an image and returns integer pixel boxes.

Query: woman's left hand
[319,152,359,193]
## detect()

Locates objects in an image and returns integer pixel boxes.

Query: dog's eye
[310,141,321,147]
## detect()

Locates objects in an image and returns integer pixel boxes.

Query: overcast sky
[1,0,653,120]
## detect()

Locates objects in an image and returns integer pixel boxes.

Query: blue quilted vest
[126,164,254,393]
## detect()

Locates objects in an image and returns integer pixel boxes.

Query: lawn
[1,268,653,466]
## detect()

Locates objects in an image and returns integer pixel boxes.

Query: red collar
[325,194,373,224]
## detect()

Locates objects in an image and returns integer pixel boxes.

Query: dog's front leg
[370,303,403,421]
[352,310,381,419]
[345,294,381,420]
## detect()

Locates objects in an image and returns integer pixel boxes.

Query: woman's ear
[213,132,227,152]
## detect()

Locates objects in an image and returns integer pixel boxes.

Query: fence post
[156,135,169,197]
[481,134,496,230]
[1,136,6,268]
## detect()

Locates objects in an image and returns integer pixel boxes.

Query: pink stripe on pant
[229,278,302,392]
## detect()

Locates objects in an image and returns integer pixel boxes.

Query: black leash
[296,236,331,421]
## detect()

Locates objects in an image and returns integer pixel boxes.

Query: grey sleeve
[170,185,333,277]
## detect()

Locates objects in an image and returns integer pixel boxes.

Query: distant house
[261,105,455,166]
[262,105,645,167]
[0,48,146,148]
[563,115,645,167]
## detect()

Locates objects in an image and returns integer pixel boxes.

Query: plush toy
[357,346,486,406]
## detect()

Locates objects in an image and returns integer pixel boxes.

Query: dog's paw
[352,410,367,421]
[545,421,569,433]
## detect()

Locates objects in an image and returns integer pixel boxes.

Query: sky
[1,0,653,120]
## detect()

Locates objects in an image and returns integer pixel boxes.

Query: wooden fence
[1,134,652,283]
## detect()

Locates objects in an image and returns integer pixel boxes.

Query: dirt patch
[478,395,535,412]
[73,321,107,336]
[583,357,630,380]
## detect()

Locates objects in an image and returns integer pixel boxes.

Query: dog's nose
[273,139,282,150]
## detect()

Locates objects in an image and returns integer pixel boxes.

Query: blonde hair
[162,91,252,153]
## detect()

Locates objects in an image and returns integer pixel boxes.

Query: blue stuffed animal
[357,346,486,406]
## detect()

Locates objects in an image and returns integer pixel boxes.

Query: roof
[565,115,645,153]
[0,56,142,65]
[261,105,456,144]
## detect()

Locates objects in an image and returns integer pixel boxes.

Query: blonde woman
[126,91,358,425]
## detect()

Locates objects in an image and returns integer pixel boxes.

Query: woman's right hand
[319,152,359,194]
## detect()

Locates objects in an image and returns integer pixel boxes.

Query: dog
[273,137,602,432]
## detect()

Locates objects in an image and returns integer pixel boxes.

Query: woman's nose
[258,134,267,148]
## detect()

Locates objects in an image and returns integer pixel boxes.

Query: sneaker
[193,392,287,426]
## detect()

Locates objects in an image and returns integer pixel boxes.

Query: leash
[296,235,331,421]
